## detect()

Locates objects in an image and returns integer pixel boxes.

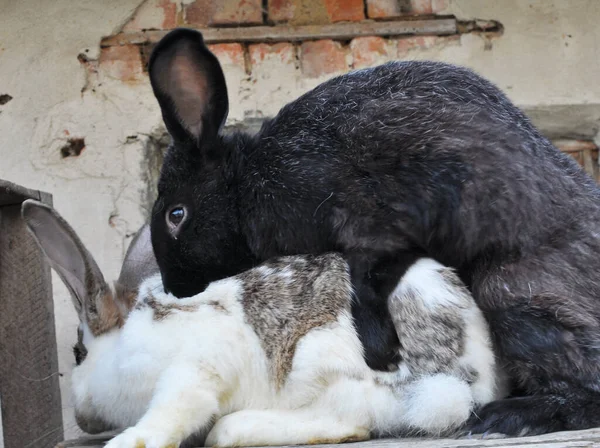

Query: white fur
[393,258,468,309]
[71,260,504,448]
[402,374,473,432]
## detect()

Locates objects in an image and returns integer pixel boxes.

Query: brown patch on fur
[85,286,125,337]
[136,292,199,320]
[114,281,140,314]
[238,253,352,388]
[83,283,141,339]
[209,300,230,314]
[388,267,467,375]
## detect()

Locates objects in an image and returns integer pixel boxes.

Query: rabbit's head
[148,28,255,298]
[21,200,159,364]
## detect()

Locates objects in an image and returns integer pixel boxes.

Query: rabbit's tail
[400,374,474,436]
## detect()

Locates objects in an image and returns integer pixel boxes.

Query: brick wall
[96,0,598,179]
[98,0,488,81]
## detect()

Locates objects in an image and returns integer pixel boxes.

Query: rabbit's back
[243,60,600,267]
[261,60,552,158]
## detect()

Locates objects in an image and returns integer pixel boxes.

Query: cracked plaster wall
[0,0,599,441]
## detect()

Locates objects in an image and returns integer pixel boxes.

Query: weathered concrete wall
[1,0,599,440]
[0,0,154,439]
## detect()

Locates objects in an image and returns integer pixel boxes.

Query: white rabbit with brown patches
[22,200,504,448]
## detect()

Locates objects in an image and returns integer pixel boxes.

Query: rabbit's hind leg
[205,409,370,447]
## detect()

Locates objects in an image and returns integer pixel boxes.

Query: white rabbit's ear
[118,224,159,290]
[114,224,160,312]
[21,200,108,317]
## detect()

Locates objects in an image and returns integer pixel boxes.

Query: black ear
[148,28,229,146]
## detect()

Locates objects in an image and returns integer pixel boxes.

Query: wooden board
[100,18,457,47]
[0,179,52,207]
[0,180,63,448]
[56,428,600,448]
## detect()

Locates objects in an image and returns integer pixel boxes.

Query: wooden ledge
[100,19,457,47]
[57,427,600,448]
[0,179,52,207]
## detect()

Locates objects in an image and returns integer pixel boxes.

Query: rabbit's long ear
[21,200,108,317]
[115,224,160,312]
[148,28,229,146]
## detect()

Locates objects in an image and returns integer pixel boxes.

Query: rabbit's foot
[457,430,508,440]
[104,426,180,448]
[206,409,369,447]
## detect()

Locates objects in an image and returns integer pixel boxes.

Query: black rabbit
[148,28,600,437]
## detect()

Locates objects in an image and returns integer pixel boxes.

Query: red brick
[249,43,295,66]
[268,0,295,22]
[367,0,398,18]
[214,0,263,25]
[123,0,177,31]
[324,0,365,22]
[367,0,433,18]
[184,0,212,26]
[185,0,263,26]
[350,36,388,68]
[99,45,144,83]
[300,39,348,78]
[208,43,245,68]
[268,0,363,24]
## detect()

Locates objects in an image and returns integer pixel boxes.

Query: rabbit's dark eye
[167,206,186,228]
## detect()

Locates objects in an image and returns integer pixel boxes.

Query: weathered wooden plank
[553,140,599,153]
[57,428,600,448]
[0,182,63,448]
[100,18,457,47]
[55,431,120,447]
[0,394,3,448]
[552,139,599,181]
[0,179,52,207]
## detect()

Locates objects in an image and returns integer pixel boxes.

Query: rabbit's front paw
[104,427,180,448]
